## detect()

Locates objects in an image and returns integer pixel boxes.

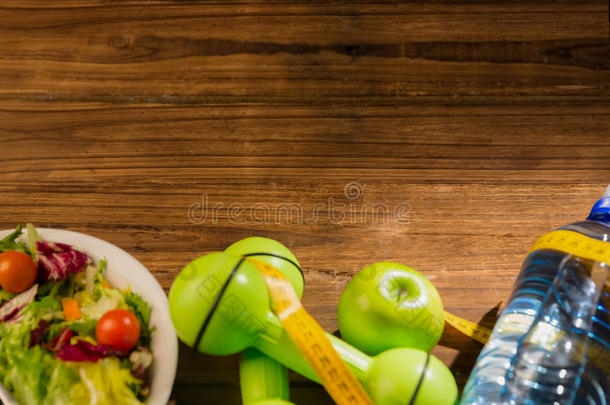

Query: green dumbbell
[240,348,294,405]
[225,237,301,405]
[254,326,457,405]
[169,252,457,405]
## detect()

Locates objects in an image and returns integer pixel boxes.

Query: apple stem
[398,287,408,302]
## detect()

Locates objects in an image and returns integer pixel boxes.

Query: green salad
[0,224,153,404]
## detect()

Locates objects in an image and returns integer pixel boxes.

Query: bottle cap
[587,185,610,223]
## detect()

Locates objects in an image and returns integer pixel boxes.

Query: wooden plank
[0,2,607,103]
[1,103,610,176]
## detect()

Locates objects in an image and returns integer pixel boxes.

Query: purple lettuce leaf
[44,327,74,352]
[29,319,50,347]
[36,241,89,282]
[0,284,38,322]
[56,340,129,362]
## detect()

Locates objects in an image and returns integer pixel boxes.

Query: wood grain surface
[1,1,609,404]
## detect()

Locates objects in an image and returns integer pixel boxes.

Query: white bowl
[0,228,178,405]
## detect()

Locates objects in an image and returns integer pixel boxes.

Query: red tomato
[96,309,141,351]
[0,251,37,293]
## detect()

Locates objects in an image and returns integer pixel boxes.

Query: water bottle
[460,186,610,405]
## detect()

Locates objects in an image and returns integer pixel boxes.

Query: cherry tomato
[0,250,37,293]
[96,309,141,351]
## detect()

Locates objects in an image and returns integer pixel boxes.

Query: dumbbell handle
[254,329,370,384]
[240,348,291,404]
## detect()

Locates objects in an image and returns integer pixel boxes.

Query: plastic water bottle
[460,186,610,405]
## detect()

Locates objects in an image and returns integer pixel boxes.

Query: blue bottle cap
[587,185,610,223]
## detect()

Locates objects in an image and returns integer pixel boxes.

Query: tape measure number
[247,258,374,405]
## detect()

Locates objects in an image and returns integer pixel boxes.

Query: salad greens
[0,225,28,254]
[124,291,155,347]
[0,224,154,405]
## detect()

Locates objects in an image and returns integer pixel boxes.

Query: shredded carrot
[62,298,81,321]
[102,279,111,289]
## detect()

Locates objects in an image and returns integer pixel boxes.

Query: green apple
[338,262,444,354]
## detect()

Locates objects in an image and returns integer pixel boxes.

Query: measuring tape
[527,229,610,265]
[443,311,492,344]
[246,258,374,405]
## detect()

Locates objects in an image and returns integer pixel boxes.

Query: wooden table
[1,1,609,404]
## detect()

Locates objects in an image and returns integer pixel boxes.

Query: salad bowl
[0,227,178,405]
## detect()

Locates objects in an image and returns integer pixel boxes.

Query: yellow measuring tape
[527,229,610,264]
[443,311,492,344]
[247,258,374,405]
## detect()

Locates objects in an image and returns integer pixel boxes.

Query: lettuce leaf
[77,287,127,321]
[2,345,80,405]
[2,346,144,405]
[0,289,57,351]
[0,224,28,254]
[74,357,143,405]
[26,222,41,261]
[38,274,80,300]
[124,291,154,347]
[68,318,98,337]
[0,288,16,303]
[57,340,128,362]
[0,284,38,322]
[37,241,89,282]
